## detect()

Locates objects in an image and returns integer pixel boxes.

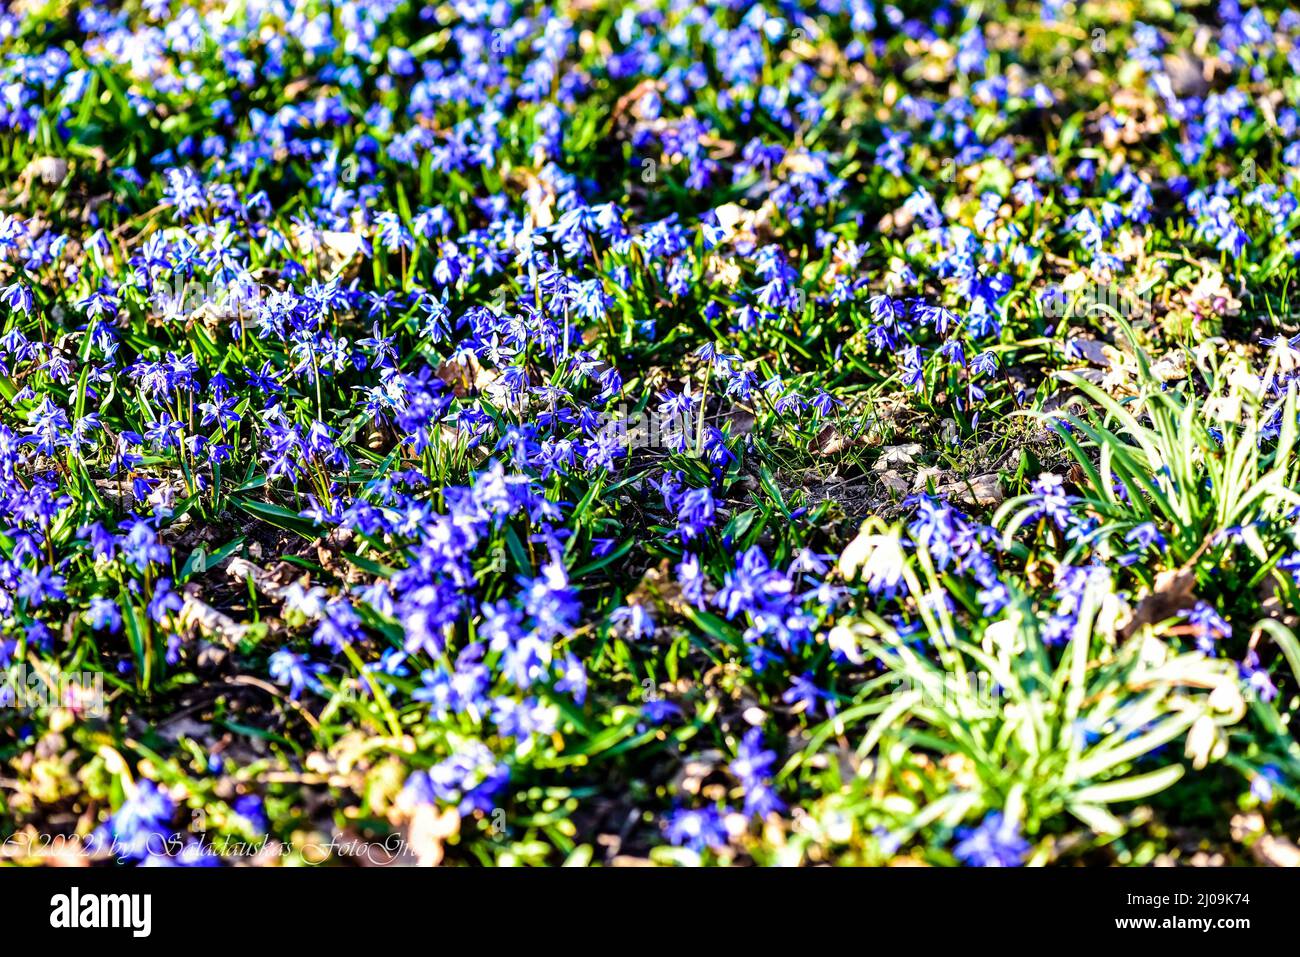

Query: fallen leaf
[873,443,921,470]
[1120,566,1197,639]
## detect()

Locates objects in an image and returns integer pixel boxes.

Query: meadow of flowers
[1,0,1299,870]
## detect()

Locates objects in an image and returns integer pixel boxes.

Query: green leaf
[234,498,318,539]
[1071,764,1186,805]
[1067,803,1125,836]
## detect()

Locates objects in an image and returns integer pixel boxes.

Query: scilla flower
[953,812,1030,867]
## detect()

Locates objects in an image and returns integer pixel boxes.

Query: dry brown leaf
[1120,566,1197,639]
[318,230,367,276]
[407,804,461,867]
[811,423,847,457]
[1250,834,1300,868]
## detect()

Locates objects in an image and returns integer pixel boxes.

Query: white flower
[283,582,328,619]
[839,529,907,596]
[827,623,865,665]
[1185,715,1226,770]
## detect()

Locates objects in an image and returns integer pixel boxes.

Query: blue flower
[1124,522,1166,553]
[1250,765,1283,803]
[663,806,729,852]
[782,673,834,718]
[611,602,655,639]
[83,597,122,633]
[954,812,1030,867]
[268,649,325,699]
[554,652,588,704]
[94,780,176,861]
[731,727,785,819]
